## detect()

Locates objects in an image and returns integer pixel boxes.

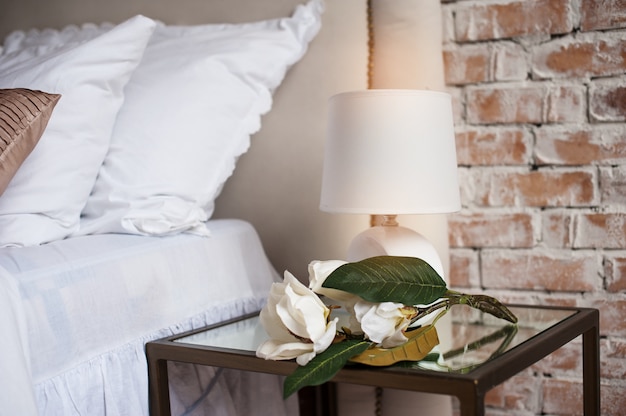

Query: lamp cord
[367,0,380,229]
[367,0,374,89]
[375,386,383,416]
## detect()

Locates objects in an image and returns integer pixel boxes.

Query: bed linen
[0,1,370,414]
[0,219,284,415]
[0,1,322,246]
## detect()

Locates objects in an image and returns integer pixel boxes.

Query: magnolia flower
[308,259,357,302]
[353,300,412,348]
[256,271,338,366]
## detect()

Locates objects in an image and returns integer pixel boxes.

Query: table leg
[298,384,337,416]
[582,313,600,415]
[458,391,483,416]
[148,357,172,416]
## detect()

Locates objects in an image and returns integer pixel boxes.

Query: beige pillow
[0,88,60,195]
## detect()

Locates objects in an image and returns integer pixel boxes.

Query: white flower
[256,271,338,366]
[308,259,357,302]
[353,301,410,348]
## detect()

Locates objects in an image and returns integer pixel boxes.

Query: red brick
[449,87,464,125]
[449,249,479,288]
[542,378,583,415]
[467,84,586,124]
[448,212,535,248]
[600,166,626,205]
[587,297,626,336]
[438,6,624,413]
[533,339,583,376]
[581,0,626,31]
[444,42,527,85]
[454,0,574,42]
[532,34,626,79]
[481,250,599,292]
[443,45,490,85]
[456,167,472,205]
[455,127,531,165]
[473,168,596,207]
[484,383,505,409]
[535,125,626,165]
[600,337,626,379]
[590,80,626,122]
[573,213,626,249]
[605,253,626,292]
[492,42,528,81]
[600,382,626,416]
[485,374,540,412]
[542,210,573,248]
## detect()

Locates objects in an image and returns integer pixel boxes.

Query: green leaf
[323,256,447,305]
[283,340,371,398]
[421,352,441,362]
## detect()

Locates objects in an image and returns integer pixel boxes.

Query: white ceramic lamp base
[347,222,444,277]
[338,219,453,416]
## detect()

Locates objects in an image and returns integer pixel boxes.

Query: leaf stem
[409,291,518,324]
[410,299,450,325]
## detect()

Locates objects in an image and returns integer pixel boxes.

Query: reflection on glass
[175,316,266,351]
[174,306,576,373]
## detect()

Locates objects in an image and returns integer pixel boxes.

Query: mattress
[0,219,286,415]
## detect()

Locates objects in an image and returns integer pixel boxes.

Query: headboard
[0,0,370,278]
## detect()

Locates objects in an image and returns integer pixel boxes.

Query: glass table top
[173,306,577,374]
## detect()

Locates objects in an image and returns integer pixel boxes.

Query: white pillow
[0,16,156,246]
[1,22,116,62]
[76,0,323,237]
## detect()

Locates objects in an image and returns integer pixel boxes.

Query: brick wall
[441,0,626,414]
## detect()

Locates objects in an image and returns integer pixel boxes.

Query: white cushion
[0,15,156,246]
[1,22,116,62]
[77,0,322,236]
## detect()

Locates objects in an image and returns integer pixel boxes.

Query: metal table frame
[146,305,600,416]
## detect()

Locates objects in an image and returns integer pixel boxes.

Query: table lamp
[320,89,461,277]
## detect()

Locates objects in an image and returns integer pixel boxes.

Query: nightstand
[146,304,599,416]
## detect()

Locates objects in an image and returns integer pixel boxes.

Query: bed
[0,0,450,415]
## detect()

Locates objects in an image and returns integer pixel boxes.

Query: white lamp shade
[320,89,461,214]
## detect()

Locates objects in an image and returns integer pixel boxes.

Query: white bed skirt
[0,219,296,416]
